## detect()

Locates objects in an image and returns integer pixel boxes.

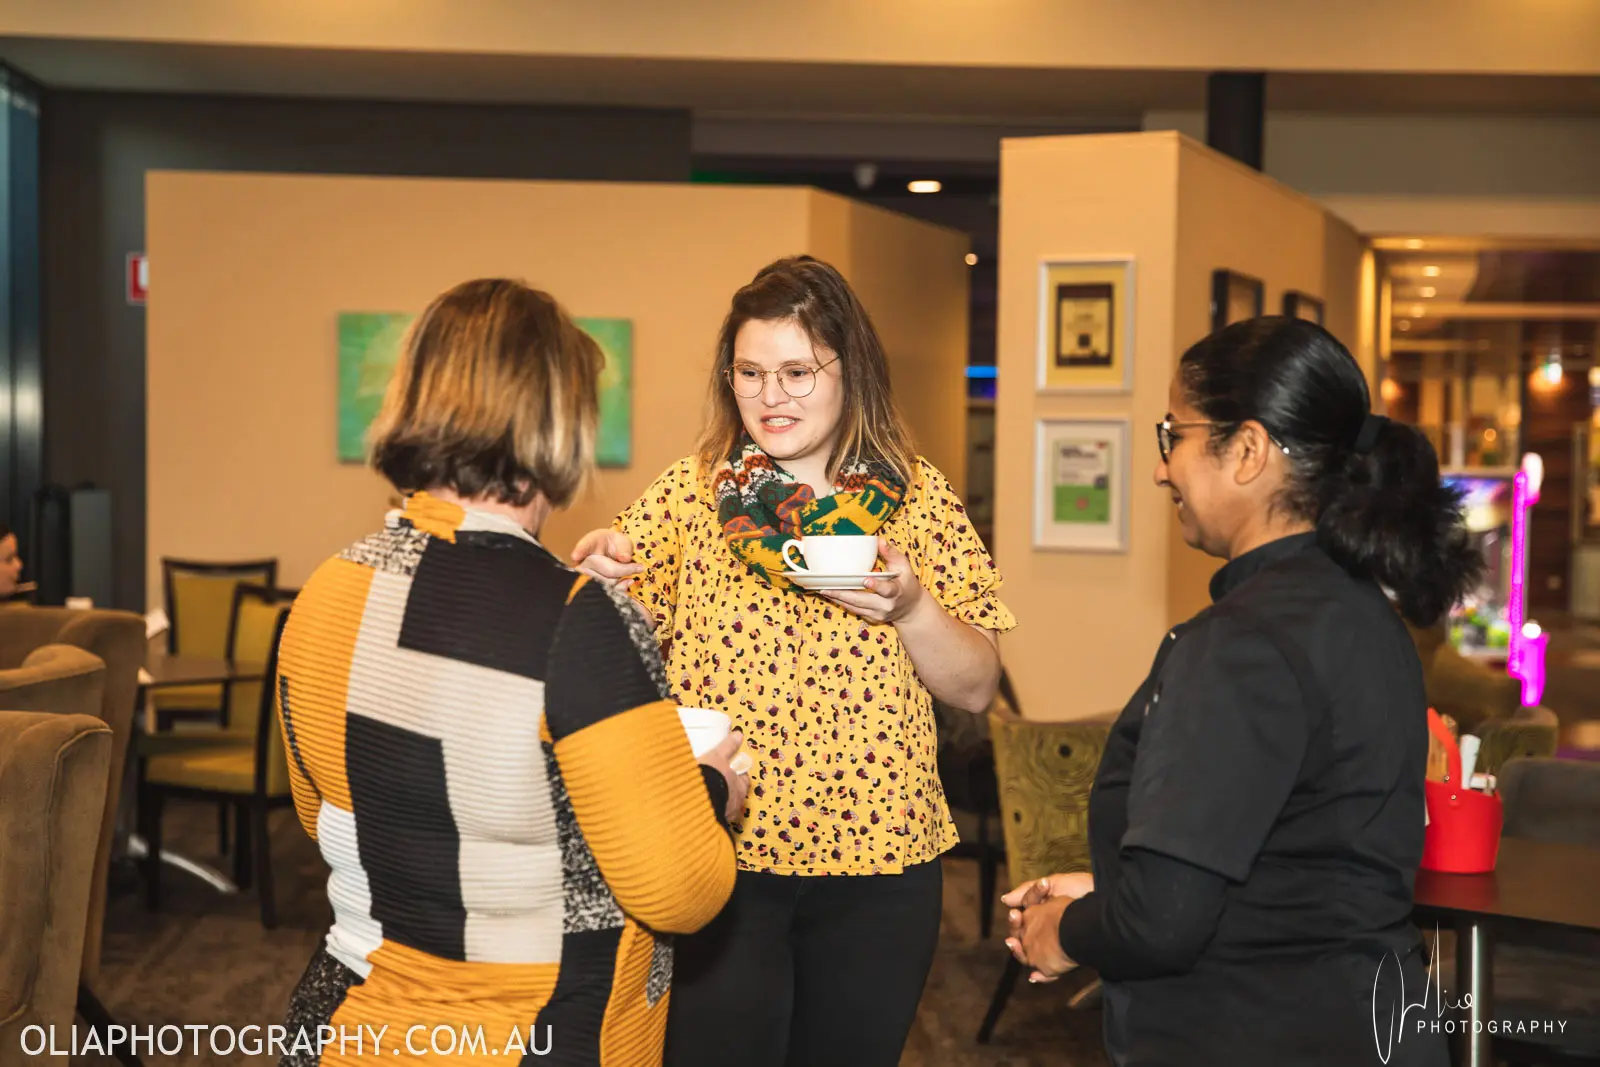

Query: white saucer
[785,571,879,591]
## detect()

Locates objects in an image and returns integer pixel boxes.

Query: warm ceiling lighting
[1405,239,1425,249]
[1422,265,1442,277]
[1411,305,1426,317]
[1419,287,1437,298]
[907,180,942,194]
[965,253,978,266]
[1380,378,1403,403]
[1396,320,1412,331]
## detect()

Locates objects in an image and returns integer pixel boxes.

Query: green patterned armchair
[978,713,1111,1044]
[991,716,1106,889]
[1475,706,1560,776]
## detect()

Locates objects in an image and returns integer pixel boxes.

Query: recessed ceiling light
[907,180,942,194]
[1405,239,1425,250]
[1420,287,1437,298]
[1396,320,1412,331]
[965,253,978,266]
[1412,305,1426,317]
[1422,265,1442,277]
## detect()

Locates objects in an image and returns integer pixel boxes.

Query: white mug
[678,707,732,757]
[678,706,753,775]
[780,534,879,574]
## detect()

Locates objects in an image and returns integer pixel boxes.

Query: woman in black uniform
[1006,317,1477,1067]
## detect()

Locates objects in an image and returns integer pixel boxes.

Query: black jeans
[663,859,943,1067]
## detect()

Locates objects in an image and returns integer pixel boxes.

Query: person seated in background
[275,278,746,1066]
[0,522,25,602]
[1006,318,1476,1067]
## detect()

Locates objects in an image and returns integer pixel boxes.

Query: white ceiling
[3,38,1599,123]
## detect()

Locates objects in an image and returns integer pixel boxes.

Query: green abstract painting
[336,312,633,468]
[337,312,413,464]
[579,317,633,467]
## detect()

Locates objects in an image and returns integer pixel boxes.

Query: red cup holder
[1421,779,1503,873]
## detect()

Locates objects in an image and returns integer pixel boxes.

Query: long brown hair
[695,256,918,485]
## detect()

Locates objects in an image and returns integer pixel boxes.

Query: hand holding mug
[697,730,750,823]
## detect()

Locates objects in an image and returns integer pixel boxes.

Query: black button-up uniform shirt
[1060,533,1449,1067]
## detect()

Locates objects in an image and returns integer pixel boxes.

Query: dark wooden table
[1413,837,1600,1067]
[140,652,264,690]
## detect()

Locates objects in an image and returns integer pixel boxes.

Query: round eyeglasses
[1156,418,1291,463]
[724,355,841,399]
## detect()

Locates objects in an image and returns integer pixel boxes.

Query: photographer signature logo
[1372,927,1568,1063]
[1370,928,1464,1065]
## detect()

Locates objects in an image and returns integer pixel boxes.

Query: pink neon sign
[1506,465,1548,707]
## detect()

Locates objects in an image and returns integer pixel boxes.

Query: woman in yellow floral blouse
[571,255,1014,1067]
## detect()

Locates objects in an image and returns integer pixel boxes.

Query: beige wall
[996,133,1182,722]
[146,172,967,603]
[833,200,971,489]
[997,131,1362,720]
[1166,139,1341,624]
[1322,214,1365,372]
[10,0,1600,74]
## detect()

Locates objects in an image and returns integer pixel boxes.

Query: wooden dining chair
[154,557,276,728]
[137,584,296,928]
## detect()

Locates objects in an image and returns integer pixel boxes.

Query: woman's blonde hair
[369,278,601,508]
[695,256,918,484]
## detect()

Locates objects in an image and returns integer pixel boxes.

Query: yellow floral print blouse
[615,456,1016,875]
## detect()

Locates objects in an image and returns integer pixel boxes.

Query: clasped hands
[1001,871,1094,983]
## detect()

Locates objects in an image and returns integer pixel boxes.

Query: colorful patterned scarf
[713,438,907,589]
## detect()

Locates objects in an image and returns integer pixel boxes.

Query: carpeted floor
[73,800,1106,1066]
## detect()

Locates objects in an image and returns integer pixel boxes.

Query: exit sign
[126,253,148,305]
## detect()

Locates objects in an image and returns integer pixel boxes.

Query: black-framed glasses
[1156,418,1291,462]
[724,355,841,399]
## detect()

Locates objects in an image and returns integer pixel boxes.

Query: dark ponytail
[1179,317,1481,626]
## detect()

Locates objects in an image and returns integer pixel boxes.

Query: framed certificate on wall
[1038,257,1135,393]
[1210,269,1264,333]
[1283,290,1325,324]
[1033,417,1130,552]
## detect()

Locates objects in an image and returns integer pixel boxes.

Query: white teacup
[679,706,753,775]
[678,707,732,757]
[780,534,879,574]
